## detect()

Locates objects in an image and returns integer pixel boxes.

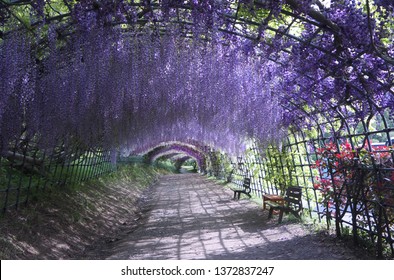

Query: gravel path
[94,174,369,260]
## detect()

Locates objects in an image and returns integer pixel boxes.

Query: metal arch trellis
[212,108,394,258]
[0,0,394,259]
[296,111,394,259]
[0,1,386,66]
[0,1,392,129]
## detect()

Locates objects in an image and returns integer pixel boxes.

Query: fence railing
[207,127,394,259]
[0,138,116,214]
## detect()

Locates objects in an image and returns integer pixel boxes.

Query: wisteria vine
[0,0,393,155]
[0,25,283,154]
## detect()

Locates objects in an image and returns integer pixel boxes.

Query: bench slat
[267,186,303,222]
[265,201,282,208]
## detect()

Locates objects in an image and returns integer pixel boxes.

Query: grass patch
[0,163,173,259]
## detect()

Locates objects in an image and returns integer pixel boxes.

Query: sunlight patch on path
[104,174,318,259]
[105,174,360,260]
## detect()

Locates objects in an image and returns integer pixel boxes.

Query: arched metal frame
[1,0,394,258]
[219,109,394,258]
[141,141,213,173]
[151,152,194,172]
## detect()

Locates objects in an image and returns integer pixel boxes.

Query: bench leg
[291,211,301,220]
[233,191,241,200]
[268,207,274,219]
[278,208,284,223]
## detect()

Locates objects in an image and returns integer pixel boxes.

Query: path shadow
[83,174,370,260]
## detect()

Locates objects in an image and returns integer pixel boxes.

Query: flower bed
[313,140,394,258]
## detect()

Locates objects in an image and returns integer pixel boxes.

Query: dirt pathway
[87,174,370,260]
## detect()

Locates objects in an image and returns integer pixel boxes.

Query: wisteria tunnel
[1,0,394,259]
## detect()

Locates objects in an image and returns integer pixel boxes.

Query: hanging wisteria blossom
[0,24,284,154]
[0,0,393,155]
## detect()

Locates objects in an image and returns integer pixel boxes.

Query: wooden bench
[231,178,251,200]
[262,194,285,210]
[266,186,302,223]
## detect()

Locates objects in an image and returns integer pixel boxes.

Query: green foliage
[0,159,45,211]
[0,148,172,213]
[152,159,177,173]
[263,145,299,194]
[0,161,170,259]
[98,163,167,188]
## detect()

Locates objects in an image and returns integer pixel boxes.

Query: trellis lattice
[1,0,394,259]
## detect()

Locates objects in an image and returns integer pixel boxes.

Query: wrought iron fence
[0,137,116,214]
[208,110,394,259]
